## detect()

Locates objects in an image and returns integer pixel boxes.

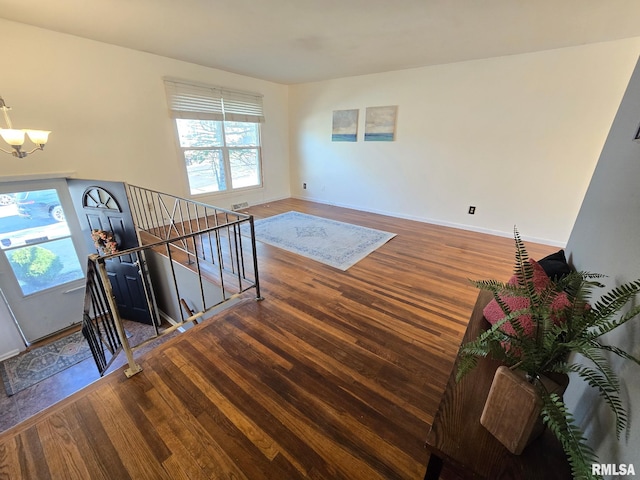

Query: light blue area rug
[252,211,396,270]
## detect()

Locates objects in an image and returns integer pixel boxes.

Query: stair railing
[81,185,262,377]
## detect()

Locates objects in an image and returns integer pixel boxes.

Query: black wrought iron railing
[126,184,261,300]
[81,258,124,376]
[81,184,262,377]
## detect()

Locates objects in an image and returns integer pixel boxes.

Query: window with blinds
[164,78,264,196]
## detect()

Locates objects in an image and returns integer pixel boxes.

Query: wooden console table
[424,290,571,479]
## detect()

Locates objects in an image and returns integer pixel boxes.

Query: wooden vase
[480,366,568,455]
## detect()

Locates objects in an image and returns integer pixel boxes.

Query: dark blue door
[67,179,154,325]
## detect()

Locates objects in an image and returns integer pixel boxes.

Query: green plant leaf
[460,228,640,477]
[590,303,640,340]
[595,343,640,367]
[586,280,640,334]
[568,363,627,439]
[541,393,601,480]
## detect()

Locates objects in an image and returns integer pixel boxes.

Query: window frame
[173,118,263,197]
[164,78,265,198]
[0,180,86,298]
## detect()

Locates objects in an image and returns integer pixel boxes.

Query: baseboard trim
[159,311,190,332]
[289,195,566,248]
[0,349,20,362]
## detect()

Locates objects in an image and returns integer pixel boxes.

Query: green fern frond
[545,361,571,375]
[455,354,480,383]
[460,229,640,476]
[572,345,620,391]
[557,272,604,334]
[594,342,640,367]
[493,291,517,318]
[456,316,518,380]
[588,280,640,330]
[513,227,530,277]
[541,393,601,480]
[589,303,640,340]
[513,228,538,303]
[568,364,627,439]
[469,279,511,294]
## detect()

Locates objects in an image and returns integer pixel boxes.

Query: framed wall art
[364,105,397,141]
[332,109,359,142]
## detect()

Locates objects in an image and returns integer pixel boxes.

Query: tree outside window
[175,119,262,195]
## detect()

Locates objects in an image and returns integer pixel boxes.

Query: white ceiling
[2,0,640,85]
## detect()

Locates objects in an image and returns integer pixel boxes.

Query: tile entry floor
[0,320,179,434]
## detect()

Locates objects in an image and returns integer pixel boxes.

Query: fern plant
[457,229,640,480]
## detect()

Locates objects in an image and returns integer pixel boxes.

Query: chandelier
[0,96,51,158]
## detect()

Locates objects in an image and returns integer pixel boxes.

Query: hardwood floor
[0,199,558,479]
[0,321,179,434]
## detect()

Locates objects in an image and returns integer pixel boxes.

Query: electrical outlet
[303,183,307,189]
[468,206,476,215]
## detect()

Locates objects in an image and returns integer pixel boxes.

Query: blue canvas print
[332,109,358,142]
[365,105,397,141]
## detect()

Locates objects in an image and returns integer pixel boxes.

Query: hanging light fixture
[0,96,51,158]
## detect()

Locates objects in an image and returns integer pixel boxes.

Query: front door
[0,179,86,343]
[66,180,154,325]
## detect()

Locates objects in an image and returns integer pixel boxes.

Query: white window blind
[164,78,264,123]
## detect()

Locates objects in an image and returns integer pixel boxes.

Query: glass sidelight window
[0,188,83,296]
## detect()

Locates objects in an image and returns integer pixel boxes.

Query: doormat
[0,330,92,396]
[250,211,396,270]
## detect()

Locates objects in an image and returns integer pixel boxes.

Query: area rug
[0,330,92,396]
[251,211,396,270]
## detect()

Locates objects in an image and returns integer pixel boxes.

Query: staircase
[82,184,262,377]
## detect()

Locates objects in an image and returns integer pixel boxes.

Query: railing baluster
[155,192,167,239]
[138,187,151,232]
[249,216,263,300]
[165,240,185,323]
[203,206,213,264]
[130,186,142,230]
[82,256,129,376]
[84,184,262,378]
[93,255,142,378]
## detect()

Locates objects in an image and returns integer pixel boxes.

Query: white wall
[289,38,640,245]
[0,294,25,359]
[0,19,290,209]
[0,18,291,357]
[145,250,224,324]
[565,56,640,473]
